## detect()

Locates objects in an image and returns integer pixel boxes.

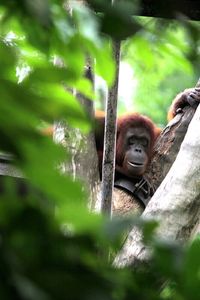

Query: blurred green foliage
[121,17,200,126]
[0,1,200,299]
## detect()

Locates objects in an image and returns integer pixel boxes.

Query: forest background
[0,0,200,300]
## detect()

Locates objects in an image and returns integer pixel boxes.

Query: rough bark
[146,79,200,190]
[146,106,196,191]
[101,40,121,216]
[114,104,200,268]
[54,2,100,207]
[54,64,100,208]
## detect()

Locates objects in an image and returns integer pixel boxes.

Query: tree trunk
[101,40,121,216]
[54,66,100,208]
[114,104,200,268]
[54,118,100,208]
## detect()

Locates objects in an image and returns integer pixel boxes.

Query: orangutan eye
[141,138,148,147]
[128,136,136,145]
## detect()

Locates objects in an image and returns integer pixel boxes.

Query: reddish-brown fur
[95,111,159,177]
[167,88,200,121]
[167,89,191,121]
[116,113,159,167]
